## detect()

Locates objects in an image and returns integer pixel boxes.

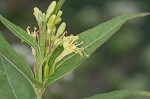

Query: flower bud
[46,1,57,19]
[33,7,43,26]
[56,22,66,37]
[33,7,40,18]
[55,17,62,25]
[47,15,56,29]
[44,63,49,79]
[57,11,63,18]
[51,26,56,34]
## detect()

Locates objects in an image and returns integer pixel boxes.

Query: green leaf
[46,13,149,86]
[84,89,150,99]
[0,33,37,85]
[0,15,38,53]
[0,56,35,99]
[48,46,64,68]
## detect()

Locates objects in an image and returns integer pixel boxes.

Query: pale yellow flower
[56,35,84,62]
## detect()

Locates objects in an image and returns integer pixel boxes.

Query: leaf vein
[56,17,127,68]
[1,57,18,99]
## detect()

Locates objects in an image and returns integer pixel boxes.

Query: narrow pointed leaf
[46,13,149,86]
[84,89,150,99]
[0,33,37,85]
[0,15,38,53]
[0,56,35,99]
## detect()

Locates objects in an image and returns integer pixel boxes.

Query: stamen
[84,52,89,57]
[26,26,31,34]
[59,31,66,38]
[34,27,37,33]
[70,36,78,45]
[76,41,83,47]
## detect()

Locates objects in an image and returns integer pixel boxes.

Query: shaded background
[0,0,150,99]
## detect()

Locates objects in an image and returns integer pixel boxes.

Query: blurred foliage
[0,0,150,99]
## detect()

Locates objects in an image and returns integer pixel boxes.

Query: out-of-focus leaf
[84,89,150,99]
[0,33,37,85]
[46,13,150,86]
[0,15,38,53]
[0,56,35,99]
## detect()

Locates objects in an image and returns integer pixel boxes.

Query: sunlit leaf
[46,13,150,86]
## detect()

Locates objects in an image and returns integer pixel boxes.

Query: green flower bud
[55,17,62,25]
[33,7,40,19]
[51,26,56,34]
[57,11,63,18]
[46,1,57,19]
[33,7,43,26]
[56,22,66,37]
[44,63,49,79]
[47,15,56,29]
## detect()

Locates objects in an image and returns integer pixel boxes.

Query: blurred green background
[0,0,150,99]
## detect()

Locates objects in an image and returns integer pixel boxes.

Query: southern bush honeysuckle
[26,1,87,81]
[1,0,149,98]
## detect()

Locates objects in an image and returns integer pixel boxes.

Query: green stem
[36,93,42,99]
[35,87,44,99]
[38,65,43,83]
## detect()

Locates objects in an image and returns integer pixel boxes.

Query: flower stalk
[26,1,86,98]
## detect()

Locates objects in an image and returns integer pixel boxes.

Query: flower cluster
[27,1,86,80]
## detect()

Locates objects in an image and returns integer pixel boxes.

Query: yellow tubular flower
[55,35,84,62]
